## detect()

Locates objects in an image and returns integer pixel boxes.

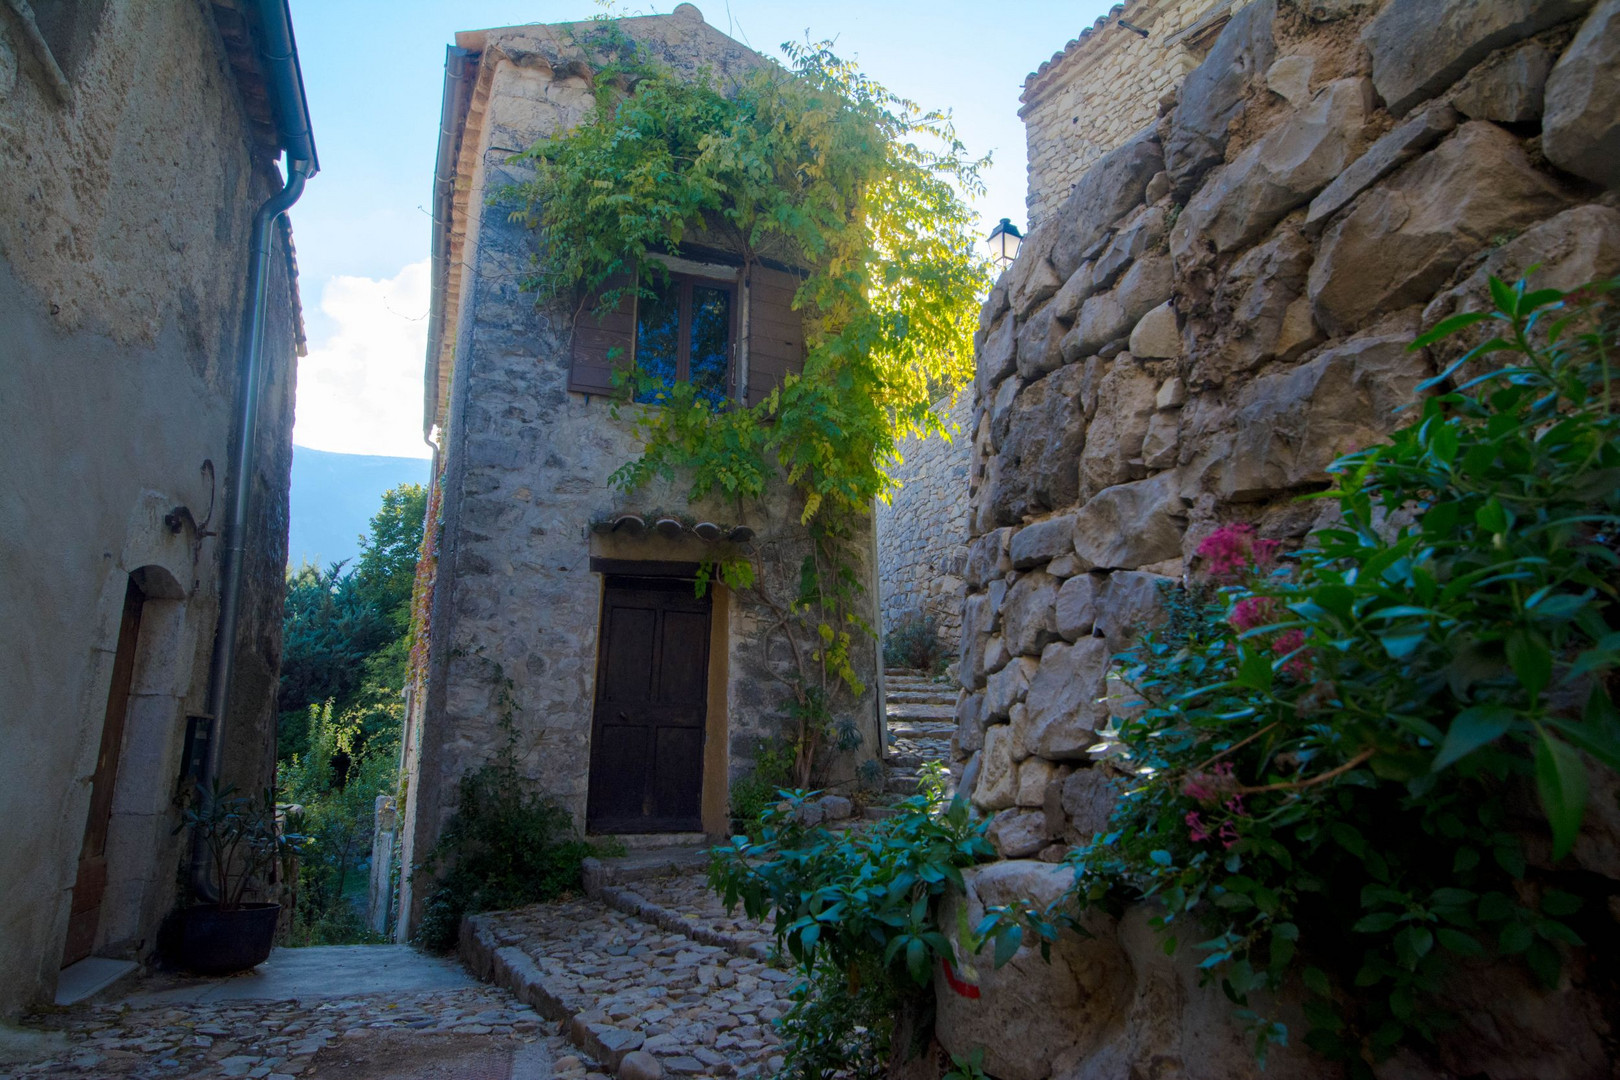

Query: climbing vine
[508,24,990,781]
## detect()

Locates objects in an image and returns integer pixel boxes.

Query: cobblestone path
[4,977,565,1080]
[464,852,793,1080]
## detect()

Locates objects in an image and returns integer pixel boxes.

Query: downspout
[192,0,318,897]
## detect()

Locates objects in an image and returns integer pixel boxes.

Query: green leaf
[1475,499,1510,534]
[1534,730,1588,860]
[1411,310,1492,349]
[905,936,929,985]
[1436,928,1485,957]
[1302,966,1332,996]
[1380,629,1428,660]
[1149,849,1173,867]
[1432,704,1517,771]
[1353,912,1400,933]
[1506,628,1552,700]
[992,924,1023,968]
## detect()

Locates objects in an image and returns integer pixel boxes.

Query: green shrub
[884,609,947,672]
[415,753,596,953]
[728,740,797,837]
[1075,277,1620,1069]
[710,766,1027,1080]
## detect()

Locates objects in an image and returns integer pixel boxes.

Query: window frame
[632,268,742,405]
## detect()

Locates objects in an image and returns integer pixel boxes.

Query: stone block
[986,809,1051,858]
[1072,292,1129,358]
[1453,40,1555,123]
[1001,572,1061,658]
[1093,205,1169,290]
[1055,573,1102,642]
[1364,0,1590,117]
[1077,356,1158,500]
[1072,471,1187,571]
[1305,102,1459,233]
[1128,301,1181,359]
[1051,129,1166,279]
[973,724,1017,811]
[1016,758,1060,808]
[955,690,987,755]
[1051,261,1099,324]
[1155,377,1186,409]
[985,657,1037,721]
[1094,571,1174,655]
[1056,767,1119,843]
[976,314,1017,398]
[1199,226,1316,384]
[1016,638,1111,760]
[1172,78,1374,259]
[1015,303,1068,380]
[989,374,1022,450]
[1140,411,1179,470]
[964,528,1012,589]
[1009,514,1078,570]
[1190,329,1432,499]
[984,364,1088,524]
[1165,0,1278,191]
[935,863,1130,1080]
[1266,54,1315,105]
[1308,122,1569,337]
[1544,0,1620,189]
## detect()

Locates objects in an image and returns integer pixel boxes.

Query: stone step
[885,702,955,722]
[885,689,957,705]
[888,719,956,735]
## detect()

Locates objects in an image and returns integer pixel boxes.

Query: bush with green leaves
[415,744,597,953]
[883,609,948,672]
[710,765,1027,1080]
[1073,278,1620,1070]
[728,740,798,837]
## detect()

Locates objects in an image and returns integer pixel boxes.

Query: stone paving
[5,982,564,1080]
[883,669,958,798]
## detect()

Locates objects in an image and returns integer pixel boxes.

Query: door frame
[585,561,730,836]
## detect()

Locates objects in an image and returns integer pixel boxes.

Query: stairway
[881,668,958,800]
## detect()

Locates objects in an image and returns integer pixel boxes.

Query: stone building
[398,6,882,934]
[0,1,313,1016]
[874,393,973,653]
[945,0,1620,1076]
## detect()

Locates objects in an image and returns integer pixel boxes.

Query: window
[633,273,736,407]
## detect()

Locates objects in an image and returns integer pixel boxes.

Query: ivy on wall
[507,23,990,782]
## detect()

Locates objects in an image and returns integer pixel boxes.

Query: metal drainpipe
[191,160,310,897]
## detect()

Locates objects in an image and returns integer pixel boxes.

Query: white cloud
[293,259,434,459]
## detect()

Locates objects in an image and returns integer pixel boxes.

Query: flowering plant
[1059,278,1620,1071]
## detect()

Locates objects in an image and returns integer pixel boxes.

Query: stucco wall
[0,0,297,1017]
[399,14,882,933]
[875,394,972,652]
[1021,0,1226,226]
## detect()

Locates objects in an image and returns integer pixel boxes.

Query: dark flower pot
[178,903,280,975]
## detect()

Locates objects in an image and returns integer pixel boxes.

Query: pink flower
[1272,629,1312,679]
[1225,795,1247,816]
[1185,811,1209,843]
[1219,820,1241,850]
[1228,597,1277,633]
[1182,777,1217,802]
[1196,524,1280,582]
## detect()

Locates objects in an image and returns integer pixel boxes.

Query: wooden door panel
[588,577,711,834]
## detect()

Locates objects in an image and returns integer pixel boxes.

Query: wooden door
[587,577,711,834]
[62,577,144,967]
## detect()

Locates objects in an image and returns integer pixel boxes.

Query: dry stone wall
[875,394,972,650]
[946,1,1620,1077]
[1021,0,1228,226]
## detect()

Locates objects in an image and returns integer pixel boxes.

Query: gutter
[424,46,477,441]
[193,0,319,897]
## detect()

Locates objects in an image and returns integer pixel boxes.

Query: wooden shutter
[569,273,637,396]
[745,266,806,407]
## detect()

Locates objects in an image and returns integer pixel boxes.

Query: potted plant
[174,784,303,975]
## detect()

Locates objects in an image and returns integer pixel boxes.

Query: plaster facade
[0,0,302,1017]
[398,8,882,935]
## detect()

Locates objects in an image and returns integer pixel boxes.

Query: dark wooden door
[63,577,144,967]
[587,577,711,834]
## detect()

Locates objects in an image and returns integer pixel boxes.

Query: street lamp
[986,218,1023,269]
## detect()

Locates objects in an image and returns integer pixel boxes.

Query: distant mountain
[288,446,431,571]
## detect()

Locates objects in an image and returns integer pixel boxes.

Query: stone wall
[875,394,972,651]
[1021,0,1227,227]
[399,9,882,933]
[0,1,299,1017]
[947,0,1620,1076]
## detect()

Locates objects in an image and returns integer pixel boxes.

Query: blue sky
[286,0,1111,458]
